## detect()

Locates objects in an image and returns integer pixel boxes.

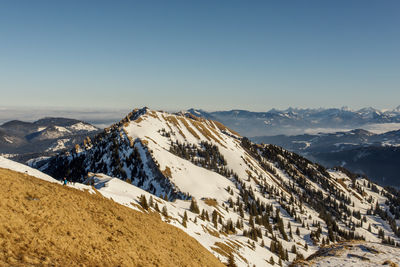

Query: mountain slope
[0,165,224,267]
[252,129,400,187]
[37,107,400,266]
[294,241,400,266]
[0,117,100,163]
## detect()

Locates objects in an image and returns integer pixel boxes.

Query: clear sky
[0,0,399,111]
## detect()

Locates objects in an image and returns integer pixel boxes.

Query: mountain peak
[36,104,400,266]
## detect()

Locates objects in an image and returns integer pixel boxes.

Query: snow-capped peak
[36,107,400,267]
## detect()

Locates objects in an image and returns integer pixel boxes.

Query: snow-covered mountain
[188,106,400,136]
[252,129,400,187]
[0,117,100,163]
[35,107,400,266]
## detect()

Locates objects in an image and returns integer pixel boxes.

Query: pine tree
[140,195,148,210]
[269,256,275,265]
[162,206,168,217]
[227,253,237,267]
[154,202,160,212]
[200,209,205,220]
[212,210,218,228]
[190,198,200,214]
[270,241,276,253]
[182,214,187,228]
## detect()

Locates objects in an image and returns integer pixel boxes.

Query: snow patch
[68,122,98,132]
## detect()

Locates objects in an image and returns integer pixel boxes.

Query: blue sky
[0,0,399,111]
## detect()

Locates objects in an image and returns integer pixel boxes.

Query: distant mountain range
[252,129,400,187]
[252,128,400,152]
[0,117,100,163]
[188,106,400,136]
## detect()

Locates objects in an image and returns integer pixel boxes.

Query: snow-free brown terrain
[0,167,224,267]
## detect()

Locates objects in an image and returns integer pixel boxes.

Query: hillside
[252,129,400,187]
[0,117,99,163]
[293,241,400,266]
[35,107,400,266]
[0,165,224,267]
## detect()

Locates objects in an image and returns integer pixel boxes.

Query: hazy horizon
[1,104,400,130]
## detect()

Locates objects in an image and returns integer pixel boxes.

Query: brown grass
[210,242,233,258]
[382,260,399,267]
[0,168,224,267]
[203,198,218,207]
[191,120,227,148]
[134,116,144,123]
[162,166,172,178]
[160,115,174,133]
[178,118,200,140]
[148,111,160,120]
[211,120,240,137]
[145,136,158,145]
[164,115,186,138]
[336,178,349,191]
[141,139,149,146]
[352,192,363,201]
[202,226,220,238]
[210,241,247,263]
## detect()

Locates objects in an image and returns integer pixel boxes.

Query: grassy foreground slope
[0,168,224,267]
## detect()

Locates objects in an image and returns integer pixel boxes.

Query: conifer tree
[190,198,200,214]
[140,195,148,210]
[182,213,187,228]
[205,210,210,221]
[269,256,275,265]
[162,206,168,217]
[212,210,218,228]
[270,241,276,253]
[227,253,237,267]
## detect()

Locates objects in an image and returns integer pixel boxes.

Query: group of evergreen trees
[241,139,376,242]
[169,140,232,177]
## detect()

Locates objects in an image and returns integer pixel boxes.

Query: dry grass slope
[0,168,224,267]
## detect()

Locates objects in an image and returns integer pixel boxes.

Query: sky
[0,0,399,112]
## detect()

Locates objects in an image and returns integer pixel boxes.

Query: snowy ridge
[0,156,58,183]
[36,108,400,266]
